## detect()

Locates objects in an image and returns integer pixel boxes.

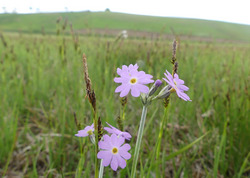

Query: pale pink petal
[115,137,125,147]
[110,156,119,171]
[116,154,126,169]
[99,139,113,150]
[121,132,132,140]
[136,84,149,93]
[178,84,189,91]
[119,150,131,160]
[120,85,131,97]
[97,151,112,167]
[115,84,127,93]
[114,77,124,83]
[75,131,88,137]
[120,143,131,152]
[131,86,140,97]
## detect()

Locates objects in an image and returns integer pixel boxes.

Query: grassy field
[0,12,250,177]
[1,11,250,42]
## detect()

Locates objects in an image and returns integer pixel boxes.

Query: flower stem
[131,105,148,178]
[94,114,99,178]
[98,159,104,178]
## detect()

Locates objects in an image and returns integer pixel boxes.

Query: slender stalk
[98,159,104,178]
[156,106,169,159]
[131,105,148,178]
[94,114,99,178]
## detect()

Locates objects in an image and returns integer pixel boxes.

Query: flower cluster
[75,123,132,171]
[114,64,191,102]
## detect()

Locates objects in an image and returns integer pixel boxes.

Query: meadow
[0,12,250,177]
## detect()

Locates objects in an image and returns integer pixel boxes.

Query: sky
[1,0,250,25]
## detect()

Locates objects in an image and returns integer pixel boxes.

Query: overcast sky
[1,0,250,25]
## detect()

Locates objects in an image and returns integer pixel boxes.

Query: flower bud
[154,85,171,99]
[148,79,162,96]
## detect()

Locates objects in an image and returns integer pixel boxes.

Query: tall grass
[0,28,249,177]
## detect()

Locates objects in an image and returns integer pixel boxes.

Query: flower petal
[115,84,127,93]
[75,131,88,137]
[131,86,140,97]
[120,85,131,97]
[98,151,112,167]
[136,84,149,93]
[110,156,119,171]
[116,154,126,169]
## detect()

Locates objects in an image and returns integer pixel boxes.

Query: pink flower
[75,124,94,137]
[97,134,131,171]
[104,122,132,140]
[114,64,154,97]
[163,70,191,101]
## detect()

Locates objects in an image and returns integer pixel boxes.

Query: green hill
[0,11,250,42]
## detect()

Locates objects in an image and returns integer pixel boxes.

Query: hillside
[0,11,250,42]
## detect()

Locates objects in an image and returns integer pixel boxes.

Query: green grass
[0,20,250,177]
[0,11,250,42]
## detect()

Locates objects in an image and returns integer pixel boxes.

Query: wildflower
[114,64,154,97]
[97,134,131,171]
[163,70,191,101]
[104,122,132,140]
[75,124,94,137]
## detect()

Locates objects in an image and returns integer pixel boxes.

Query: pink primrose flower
[97,134,131,171]
[163,70,191,101]
[114,64,154,97]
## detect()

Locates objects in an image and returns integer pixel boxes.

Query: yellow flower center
[112,147,118,154]
[130,78,137,84]
[87,130,93,135]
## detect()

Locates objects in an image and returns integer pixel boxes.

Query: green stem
[98,159,104,178]
[156,107,169,159]
[131,105,148,178]
[94,114,99,178]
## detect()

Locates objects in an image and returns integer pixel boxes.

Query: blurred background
[0,0,249,177]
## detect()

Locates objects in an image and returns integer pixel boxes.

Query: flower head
[104,122,132,140]
[163,70,191,101]
[97,134,131,171]
[75,124,94,137]
[114,64,154,97]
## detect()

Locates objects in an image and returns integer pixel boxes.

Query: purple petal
[98,151,112,167]
[136,84,149,93]
[117,68,122,75]
[110,134,120,146]
[99,138,112,150]
[163,78,175,88]
[119,144,131,160]
[114,77,124,83]
[176,90,191,101]
[120,143,131,152]
[116,137,125,147]
[178,84,189,91]
[131,86,140,97]
[121,132,132,140]
[115,84,127,93]
[176,79,185,85]
[104,127,116,134]
[110,156,119,171]
[119,150,131,160]
[75,131,88,137]
[120,85,131,97]
[116,154,126,169]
